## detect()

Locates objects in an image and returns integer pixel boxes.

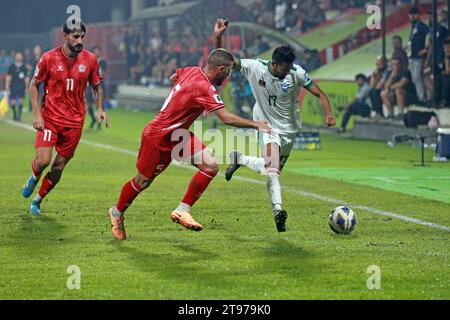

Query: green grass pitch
[0,109,449,299]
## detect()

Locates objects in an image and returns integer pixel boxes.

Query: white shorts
[257,130,297,169]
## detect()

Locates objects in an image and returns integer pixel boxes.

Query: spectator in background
[130,45,147,85]
[440,38,450,106]
[301,49,321,71]
[381,57,418,119]
[86,46,108,130]
[5,51,29,122]
[248,35,270,56]
[299,0,326,32]
[24,47,32,69]
[369,56,388,119]
[391,35,409,70]
[423,10,449,104]
[337,73,372,132]
[408,6,429,103]
[123,26,140,78]
[231,50,255,118]
[274,0,287,31]
[28,45,42,74]
[258,1,275,28]
[0,49,9,91]
[27,45,42,112]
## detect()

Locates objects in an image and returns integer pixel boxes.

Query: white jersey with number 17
[238,58,313,134]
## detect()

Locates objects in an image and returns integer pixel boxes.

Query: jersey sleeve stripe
[91,80,103,87]
[304,80,314,89]
[208,105,226,113]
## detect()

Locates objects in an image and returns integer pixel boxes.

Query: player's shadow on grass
[8,214,67,252]
[110,239,238,295]
[258,239,322,278]
[262,239,310,258]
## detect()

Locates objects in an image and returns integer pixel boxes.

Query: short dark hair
[355,73,367,81]
[207,48,234,67]
[272,45,296,65]
[63,19,86,34]
[409,7,419,15]
[392,35,402,42]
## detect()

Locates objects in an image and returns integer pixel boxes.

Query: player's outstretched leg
[266,166,288,232]
[172,149,218,231]
[225,151,242,181]
[109,177,145,240]
[29,154,69,215]
[108,207,126,240]
[225,151,267,181]
[274,209,288,233]
[23,159,43,198]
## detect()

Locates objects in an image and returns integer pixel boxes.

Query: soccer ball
[328,206,357,234]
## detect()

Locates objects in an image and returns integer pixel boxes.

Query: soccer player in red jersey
[108,49,271,240]
[22,21,109,215]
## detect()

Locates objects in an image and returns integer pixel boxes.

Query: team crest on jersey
[280,82,289,93]
[57,65,64,72]
[304,72,312,83]
[258,79,266,87]
[78,64,86,73]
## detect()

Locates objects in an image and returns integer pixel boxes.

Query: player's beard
[215,73,228,86]
[67,42,83,56]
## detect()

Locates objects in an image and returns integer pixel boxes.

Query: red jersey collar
[60,46,78,60]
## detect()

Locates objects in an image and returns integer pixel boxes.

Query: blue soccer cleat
[30,200,41,215]
[22,175,38,198]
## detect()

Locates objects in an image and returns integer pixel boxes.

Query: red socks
[32,158,42,180]
[116,179,143,213]
[181,170,217,207]
[38,175,56,198]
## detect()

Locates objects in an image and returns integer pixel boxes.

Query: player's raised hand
[98,110,110,128]
[33,113,44,131]
[325,113,336,127]
[214,18,229,37]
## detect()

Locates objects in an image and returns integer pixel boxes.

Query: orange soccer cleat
[170,210,204,231]
[108,208,126,240]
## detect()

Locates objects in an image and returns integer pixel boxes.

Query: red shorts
[136,130,205,180]
[35,121,83,159]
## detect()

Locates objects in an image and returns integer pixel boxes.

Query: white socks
[112,207,123,218]
[266,168,282,213]
[176,202,191,212]
[32,194,43,204]
[239,155,283,213]
[239,155,266,175]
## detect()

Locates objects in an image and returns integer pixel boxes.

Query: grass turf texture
[0,109,449,299]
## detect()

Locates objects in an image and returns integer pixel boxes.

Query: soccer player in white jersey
[214,18,336,232]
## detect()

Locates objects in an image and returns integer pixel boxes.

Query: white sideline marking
[3,119,450,233]
[373,177,398,183]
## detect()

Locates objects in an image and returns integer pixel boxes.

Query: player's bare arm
[213,18,241,71]
[29,78,44,131]
[214,107,271,132]
[306,82,336,127]
[169,73,179,85]
[5,73,11,93]
[92,84,109,128]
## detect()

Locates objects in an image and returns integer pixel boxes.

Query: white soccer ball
[328,206,357,234]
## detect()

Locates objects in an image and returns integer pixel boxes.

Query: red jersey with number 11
[34,47,103,128]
